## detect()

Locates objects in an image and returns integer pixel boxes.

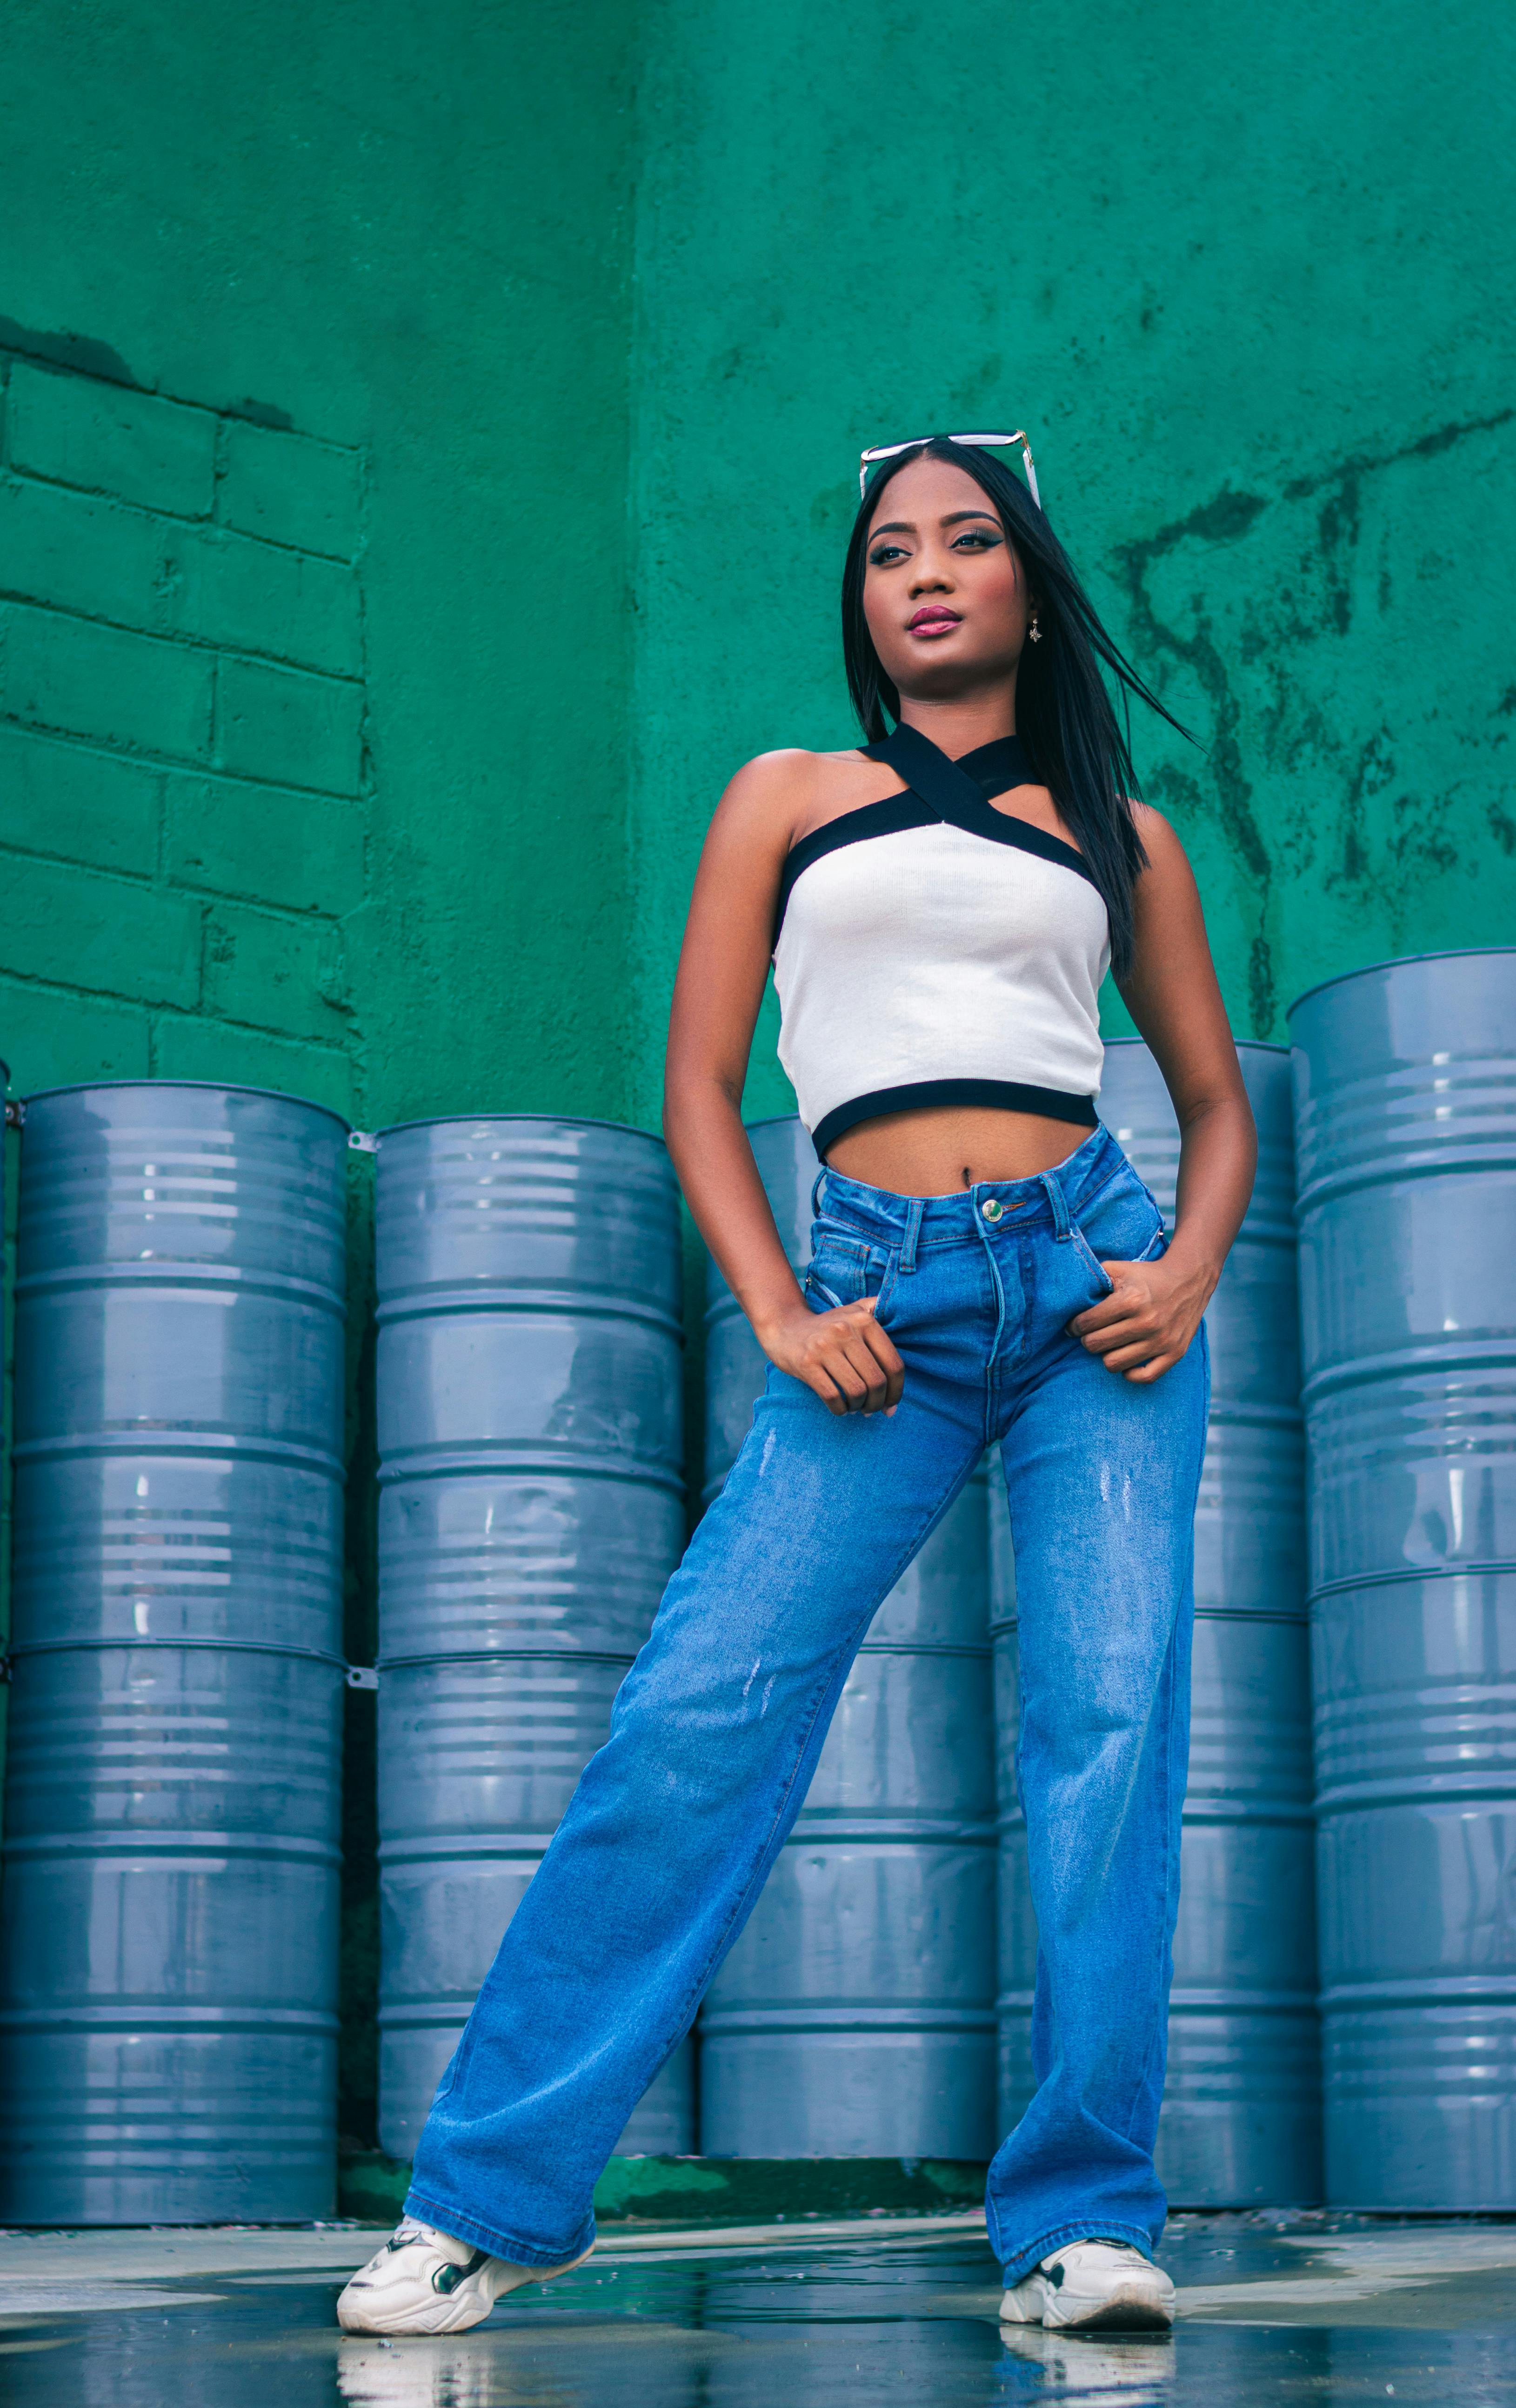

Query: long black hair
[841,438,1188,978]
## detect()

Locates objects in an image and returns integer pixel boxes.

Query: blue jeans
[406,1125,1209,2279]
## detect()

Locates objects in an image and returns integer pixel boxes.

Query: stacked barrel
[995,1043,1320,2203]
[1104,1041,1319,2201]
[373,1116,692,2159]
[989,1478,1034,2146]
[698,1117,997,2158]
[0,1083,349,2222]
[1292,950,1516,2207]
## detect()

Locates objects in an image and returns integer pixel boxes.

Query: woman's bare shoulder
[1130,800,1195,876]
[713,745,888,849]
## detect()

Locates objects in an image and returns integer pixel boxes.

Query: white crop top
[772,724,1109,1156]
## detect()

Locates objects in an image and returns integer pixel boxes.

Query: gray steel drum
[374,1117,691,2160]
[698,1116,996,2157]
[1100,1039,1318,2203]
[1290,949,1516,2207]
[993,1045,1319,2204]
[990,1478,1035,2141]
[0,1082,348,2223]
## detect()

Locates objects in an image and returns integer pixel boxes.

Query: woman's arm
[1068,807,1257,1382]
[663,755,905,1416]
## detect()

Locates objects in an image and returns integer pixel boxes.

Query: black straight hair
[841,438,1190,978]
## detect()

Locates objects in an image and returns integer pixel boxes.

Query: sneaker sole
[1045,2292,1174,2335]
[996,2287,1043,2325]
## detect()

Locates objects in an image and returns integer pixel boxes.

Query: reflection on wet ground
[3,2214,1516,2406]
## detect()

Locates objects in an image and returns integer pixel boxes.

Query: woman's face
[862,453,1033,702]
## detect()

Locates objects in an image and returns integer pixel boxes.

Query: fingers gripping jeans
[406,1125,1209,2279]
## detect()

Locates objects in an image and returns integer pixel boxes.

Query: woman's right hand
[756,1296,905,1416]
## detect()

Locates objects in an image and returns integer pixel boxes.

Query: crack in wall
[1109,409,1514,1035]
[1113,491,1274,1033]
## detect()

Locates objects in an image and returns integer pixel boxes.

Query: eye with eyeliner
[868,524,1003,569]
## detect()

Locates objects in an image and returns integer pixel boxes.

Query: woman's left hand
[1067,1251,1216,1383]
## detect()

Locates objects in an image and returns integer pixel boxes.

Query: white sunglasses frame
[858,429,1041,509]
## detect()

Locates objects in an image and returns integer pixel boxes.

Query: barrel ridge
[373,1115,692,2161]
[1292,950,1516,2209]
[0,1082,348,2225]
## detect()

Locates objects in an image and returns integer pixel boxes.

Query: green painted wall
[1,0,638,1126]
[627,0,1516,1118]
[1,0,1512,2151]
[5,0,1512,1248]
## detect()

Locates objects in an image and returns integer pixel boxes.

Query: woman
[339,433,1255,2339]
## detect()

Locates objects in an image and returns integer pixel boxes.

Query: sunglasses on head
[858,429,1040,508]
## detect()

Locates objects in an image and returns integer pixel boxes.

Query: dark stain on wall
[1107,406,1516,1034]
[1114,489,1277,1034]
[0,317,300,434]
[227,396,297,431]
[1283,409,1516,504]
[0,316,136,387]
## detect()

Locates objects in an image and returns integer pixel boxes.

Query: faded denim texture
[407,1124,1209,2278]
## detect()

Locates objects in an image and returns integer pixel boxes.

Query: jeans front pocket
[804,1266,848,1312]
[1072,1161,1167,1280]
[1070,1223,1116,1299]
[804,1230,897,1318]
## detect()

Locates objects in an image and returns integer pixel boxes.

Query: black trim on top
[774,724,1098,944]
[812,1079,1099,1159]
[873,731,1030,797]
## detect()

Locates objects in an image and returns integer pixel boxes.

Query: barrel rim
[20,1078,352,1133]
[1102,1036,1289,1060]
[1285,946,1516,1024]
[373,1112,669,1151]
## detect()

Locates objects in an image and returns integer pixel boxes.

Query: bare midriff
[824,1104,1089,1198]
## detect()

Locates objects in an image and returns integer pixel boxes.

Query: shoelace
[387,2216,439,2253]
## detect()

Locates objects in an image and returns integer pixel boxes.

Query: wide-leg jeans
[406,1124,1209,2279]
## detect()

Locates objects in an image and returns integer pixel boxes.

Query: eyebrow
[868,509,1003,537]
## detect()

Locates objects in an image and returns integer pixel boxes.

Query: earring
[1028,613,1042,643]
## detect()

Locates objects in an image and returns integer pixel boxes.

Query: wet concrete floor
[3,2209,1515,2404]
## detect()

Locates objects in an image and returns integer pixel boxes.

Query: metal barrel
[989,1476,1035,2143]
[373,1115,691,2160]
[697,1116,997,2157]
[0,1082,349,2223]
[1290,949,1516,2208]
[994,1044,1320,2204]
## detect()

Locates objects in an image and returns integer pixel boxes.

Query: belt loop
[810,1167,828,1220]
[898,1195,923,1274]
[1039,1169,1071,1240]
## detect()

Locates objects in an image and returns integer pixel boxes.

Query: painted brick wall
[0,349,367,1119]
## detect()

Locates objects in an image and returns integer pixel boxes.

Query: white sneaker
[999,2240,1175,2333]
[335,2215,592,2335]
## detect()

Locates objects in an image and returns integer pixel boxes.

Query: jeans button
[981,1197,1004,1223]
